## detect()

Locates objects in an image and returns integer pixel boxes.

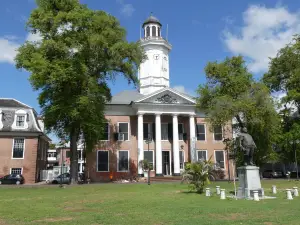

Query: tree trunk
[70,127,79,184]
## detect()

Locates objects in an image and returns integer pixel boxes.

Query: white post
[205,188,211,197]
[286,189,293,200]
[155,114,162,176]
[293,187,299,196]
[189,115,196,162]
[216,186,221,195]
[253,191,259,201]
[220,189,226,199]
[138,113,144,175]
[272,185,277,194]
[173,114,180,175]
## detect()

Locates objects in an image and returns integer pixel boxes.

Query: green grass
[0,180,299,225]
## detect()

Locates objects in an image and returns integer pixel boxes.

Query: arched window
[146,26,150,37]
[152,26,156,36]
[158,27,161,37]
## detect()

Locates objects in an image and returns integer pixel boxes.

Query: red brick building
[0,99,51,184]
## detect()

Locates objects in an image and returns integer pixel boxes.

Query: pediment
[134,88,196,105]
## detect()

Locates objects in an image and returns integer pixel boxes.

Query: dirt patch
[33,217,73,223]
[0,219,8,225]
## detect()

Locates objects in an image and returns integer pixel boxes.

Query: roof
[0,98,31,109]
[107,90,144,105]
[143,15,162,27]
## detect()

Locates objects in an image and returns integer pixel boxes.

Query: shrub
[211,169,225,180]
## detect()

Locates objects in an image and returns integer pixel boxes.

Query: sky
[1,0,300,143]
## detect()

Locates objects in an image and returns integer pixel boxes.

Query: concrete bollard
[205,188,211,197]
[272,185,277,194]
[293,187,299,197]
[216,186,221,195]
[220,189,226,200]
[253,191,259,201]
[286,189,293,200]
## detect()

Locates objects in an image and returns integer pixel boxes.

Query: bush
[211,169,225,180]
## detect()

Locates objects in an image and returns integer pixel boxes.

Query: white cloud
[26,32,42,42]
[223,5,300,73]
[173,85,196,97]
[117,0,135,17]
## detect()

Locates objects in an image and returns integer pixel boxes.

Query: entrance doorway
[162,151,171,176]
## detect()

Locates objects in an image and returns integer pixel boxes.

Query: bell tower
[138,14,172,95]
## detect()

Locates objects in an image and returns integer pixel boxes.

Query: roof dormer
[0,109,3,129]
[11,109,29,130]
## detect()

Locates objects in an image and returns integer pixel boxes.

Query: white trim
[0,109,3,129]
[10,167,23,175]
[100,122,110,141]
[196,150,208,161]
[11,110,29,130]
[214,150,226,170]
[179,150,185,170]
[117,122,130,141]
[144,150,155,171]
[96,150,109,172]
[11,138,25,159]
[161,123,169,141]
[162,150,172,176]
[30,109,42,132]
[117,150,130,172]
[196,123,206,141]
[213,125,223,142]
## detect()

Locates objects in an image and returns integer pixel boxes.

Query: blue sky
[1,0,300,143]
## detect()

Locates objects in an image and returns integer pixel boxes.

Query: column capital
[189,114,196,118]
[172,113,178,117]
[137,112,144,116]
[155,113,162,116]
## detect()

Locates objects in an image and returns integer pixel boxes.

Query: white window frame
[144,150,155,171]
[100,122,110,141]
[196,123,206,141]
[96,150,109,172]
[213,125,223,142]
[10,168,23,175]
[179,150,185,170]
[161,123,168,141]
[178,123,184,141]
[11,109,28,129]
[214,150,226,170]
[117,150,130,172]
[0,109,3,129]
[11,138,25,159]
[117,122,130,141]
[196,150,208,161]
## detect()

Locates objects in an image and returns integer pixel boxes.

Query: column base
[138,174,144,177]
[155,173,163,177]
[173,173,181,176]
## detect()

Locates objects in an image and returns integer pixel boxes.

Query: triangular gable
[134,87,196,105]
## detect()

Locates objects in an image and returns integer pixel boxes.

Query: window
[152,26,156,36]
[146,26,150,37]
[118,151,129,172]
[179,151,185,170]
[196,124,206,141]
[97,151,109,172]
[118,123,129,141]
[214,125,223,141]
[158,27,161,37]
[66,151,71,158]
[197,150,207,161]
[12,138,25,159]
[143,123,153,140]
[215,150,225,169]
[11,168,22,175]
[144,151,154,169]
[16,115,25,127]
[101,123,109,141]
[161,124,168,140]
[178,124,184,140]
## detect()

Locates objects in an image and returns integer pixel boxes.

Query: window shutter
[143,123,148,140]
[168,123,173,140]
[152,123,156,140]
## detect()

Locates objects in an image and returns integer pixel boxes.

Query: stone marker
[253,190,259,201]
[293,187,299,197]
[286,189,293,200]
[216,186,220,195]
[205,188,211,197]
[272,185,277,194]
[220,189,226,200]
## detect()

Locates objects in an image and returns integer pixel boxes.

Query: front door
[162,151,170,176]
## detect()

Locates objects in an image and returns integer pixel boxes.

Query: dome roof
[142,14,162,27]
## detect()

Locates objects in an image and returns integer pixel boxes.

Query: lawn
[0,180,299,225]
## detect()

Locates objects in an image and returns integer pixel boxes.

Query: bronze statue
[238,127,256,166]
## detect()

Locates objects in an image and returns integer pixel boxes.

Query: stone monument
[236,127,264,199]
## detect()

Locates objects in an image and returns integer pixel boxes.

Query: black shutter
[143,123,148,140]
[114,133,118,141]
[152,123,156,140]
[168,123,173,140]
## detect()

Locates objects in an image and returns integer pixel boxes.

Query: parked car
[262,170,283,178]
[0,174,25,185]
[52,173,70,184]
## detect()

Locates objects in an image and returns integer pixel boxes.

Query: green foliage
[15,0,144,182]
[197,56,281,166]
[181,159,215,194]
[139,159,153,171]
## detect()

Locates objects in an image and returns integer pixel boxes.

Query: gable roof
[107,90,144,105]
[0,98,32,109]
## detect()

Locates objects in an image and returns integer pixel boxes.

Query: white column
[79,163,83,173]
[189,115,196,162]
[173,114,180,175]
[155,114,162,176]
[138,113,144,175]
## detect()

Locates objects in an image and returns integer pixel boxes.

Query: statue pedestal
[237,166,264,199]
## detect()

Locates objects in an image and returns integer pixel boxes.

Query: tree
[196,56,280,167]
[49,143,56,149]
[15,0,144,184]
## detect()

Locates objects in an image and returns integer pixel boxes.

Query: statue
[238,127,256,166]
